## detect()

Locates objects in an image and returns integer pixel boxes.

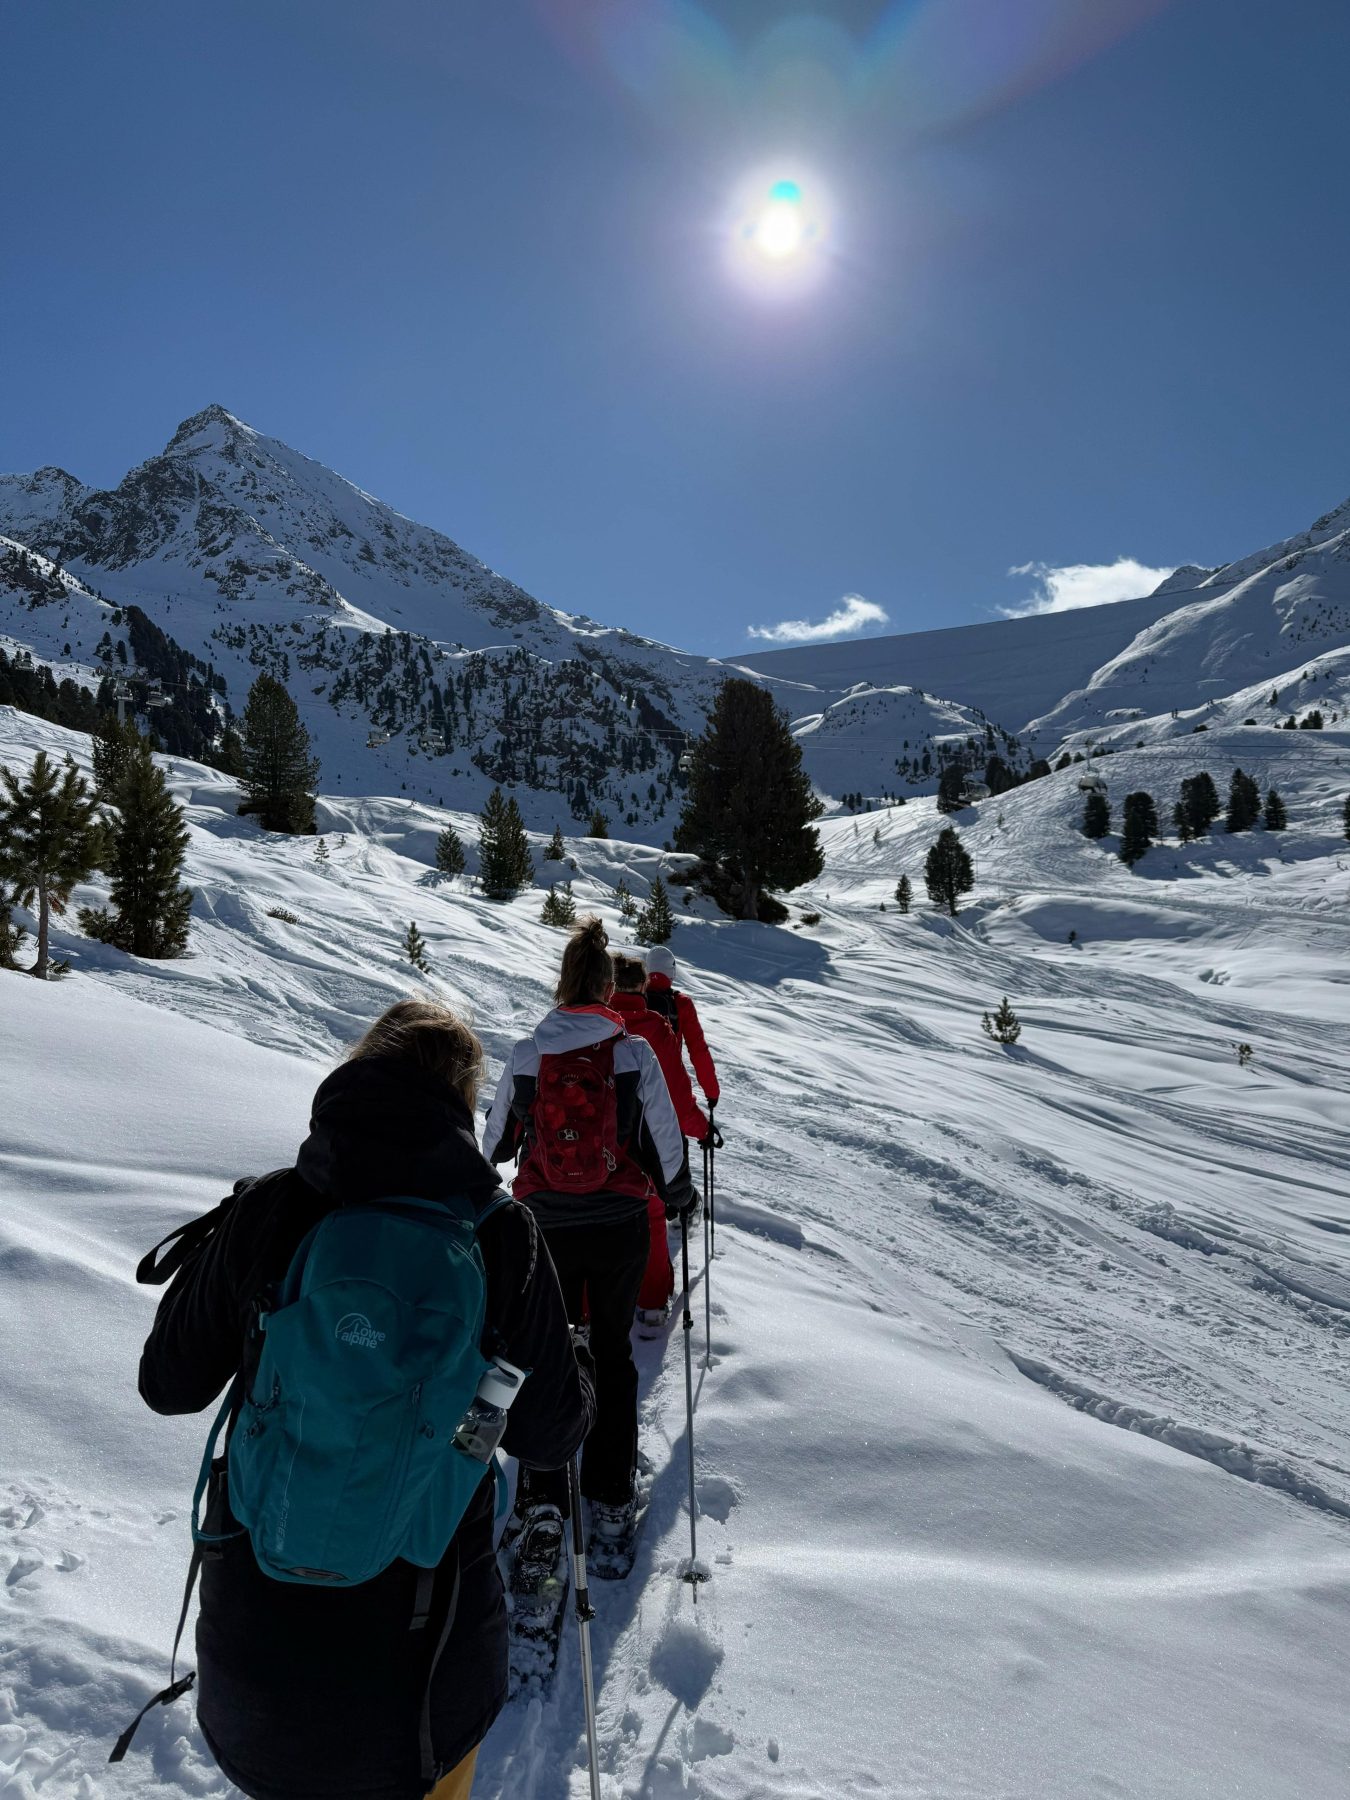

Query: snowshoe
[503,1503,570,1693]
[587,1491,645,1581]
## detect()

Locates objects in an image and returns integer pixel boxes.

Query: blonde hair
[556,915,612,1006]
[347,998,485,1109]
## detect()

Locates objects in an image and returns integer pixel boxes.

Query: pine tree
[981,997,1022,1045]
[403,921,430,973]
[435,824,466,875]
[78,742,192,958]
[91,712,143,796]
[313,837,329,862]
[936,765,966,814]
[1082,792,1110,838]
[478,787,533,899]
[924,825,974,917]
[1344,793,1350,841]
[544,824,566,861]
[1172,801,1194,844]
[614,876,638,921]
[895,874,912,914]
[635,874,674,945]
[1179,772,1220,837]
[239,673,319,834]
[1263,787,1287,830]
[1224,768,1261,833]
[1119,791,1158,865]
[0,752,104,978]
[675,679,823,920]
[587,809,609,839]
[540,881,577,926]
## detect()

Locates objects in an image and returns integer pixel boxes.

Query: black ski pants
[519,1209,649,1510]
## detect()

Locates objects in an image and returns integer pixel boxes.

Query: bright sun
[728,170,831,296]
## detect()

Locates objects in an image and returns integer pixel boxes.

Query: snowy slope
[4,704,1350,1799]
[790,682,1027,804]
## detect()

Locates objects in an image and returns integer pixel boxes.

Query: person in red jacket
[642,946,720,1109]
[608,954,708,1321]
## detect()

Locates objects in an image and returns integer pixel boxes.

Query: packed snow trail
[3,708,1350,1796]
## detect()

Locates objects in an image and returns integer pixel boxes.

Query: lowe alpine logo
[335,1312,386,1349]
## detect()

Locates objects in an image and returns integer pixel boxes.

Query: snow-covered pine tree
[1263,788,1287,831]
[981,997,1022,1044]
[435,824,466,875]
[1119,791,1158,865]
[924,825,973,917]
[544,825,566,861]
[403,921,430,973]
[78,742,192,958]
[0,752,104,979]
[614,876,638,921]
[675,678,822,920]
[895,874,912,913]
[478,787,533,899]
[1082,791,1110,838]
[540,881,577,926]
[635,874,674,945]
[314,837,329,862]
[1224,768,1261,833]
[239,673,319,834]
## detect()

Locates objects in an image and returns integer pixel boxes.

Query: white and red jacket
[644,975,720,1106]
[484,1003,687,1230]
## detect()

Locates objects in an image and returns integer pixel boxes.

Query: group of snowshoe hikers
[128,918,721,1800]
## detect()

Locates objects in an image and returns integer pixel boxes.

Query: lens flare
[727,166,833,299]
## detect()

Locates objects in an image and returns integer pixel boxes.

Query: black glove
[664,1177,697,1222]
[698,1125,724,1151]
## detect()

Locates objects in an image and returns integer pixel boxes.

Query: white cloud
[747,593,890,644]
[1000,557,1176,618]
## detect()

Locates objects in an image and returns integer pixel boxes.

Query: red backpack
[530,1036,622,1190]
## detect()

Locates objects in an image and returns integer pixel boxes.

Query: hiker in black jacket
[138,999,594,1800]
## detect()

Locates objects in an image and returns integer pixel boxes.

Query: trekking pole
[566,1455,602,1800]
[679,1213,707,1602]
[708,1102,718,1261]
[702,1141,712,1370]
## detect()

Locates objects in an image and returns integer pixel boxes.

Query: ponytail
[556,915,613,1007]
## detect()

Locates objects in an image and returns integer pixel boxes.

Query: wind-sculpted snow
[3,706,1350,1797]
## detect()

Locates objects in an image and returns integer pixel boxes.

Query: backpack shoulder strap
[136,1171,291,1287]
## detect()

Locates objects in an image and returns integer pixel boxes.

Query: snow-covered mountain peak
[164,403,255,455]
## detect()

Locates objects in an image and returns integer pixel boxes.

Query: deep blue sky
[2,1,1348,653]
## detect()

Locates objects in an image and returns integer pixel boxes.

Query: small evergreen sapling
[544,825,566,861]
[924,825,974,917]
[1344,793,1350,842]
[982,997,1022,1045]
[614,876,638,921]
[1262,788,1287,831]
[435,824,466,876]
[895,874,912,914]
[635,874,674,946]
[1236,1042,1253,1068]
[403,921,431,973]
[541,881,577,926]
[313,837,329,862]
[1082,792,1110,839]
[587,809,609,839]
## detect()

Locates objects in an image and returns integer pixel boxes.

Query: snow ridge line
[1007,1351,1350,1521]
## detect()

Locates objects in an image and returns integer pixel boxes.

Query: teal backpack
[112,1188,509,1766]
